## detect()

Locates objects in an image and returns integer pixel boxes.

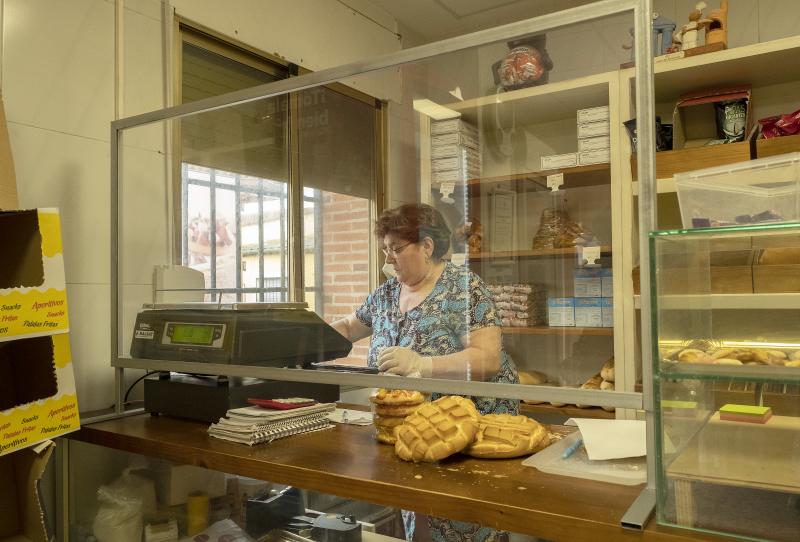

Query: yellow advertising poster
[0,334,80,456]
[0,208,69,342]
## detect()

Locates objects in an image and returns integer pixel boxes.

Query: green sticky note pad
[720,404,771,416]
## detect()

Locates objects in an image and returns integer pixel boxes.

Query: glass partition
[113,2,647,417]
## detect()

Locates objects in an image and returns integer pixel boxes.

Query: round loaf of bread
[394,396,479,462]
[575,374,602,408]
[600,358,614,382]
[785,360,800,368]
[373,403,422,417]
[464,414,548,459]
[713,358,743,365]
[522,381,555,405]
[375,425,397,445]
[518,370,547,385]
[370,388,426,405]
[374,414,407,428]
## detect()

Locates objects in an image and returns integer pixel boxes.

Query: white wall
[2,0,402,412]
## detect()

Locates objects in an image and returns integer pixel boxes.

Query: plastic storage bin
[675,152,800,228]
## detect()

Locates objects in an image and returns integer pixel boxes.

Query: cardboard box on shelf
[577,121,610,140]
[578,136,610,153]
[0,333,81,456]
[600,297,613,328]
[431,131,479,148]
[430,119,478,136]
[0,440,54,542]
[672,85,752,150]
[575,298,602,327]
[631,86,755,181]
[578,149,611,166]
[540,152,577,170]
[601,268,613,298]
[753,247,800,293]
[0,209,69,342]
[755,132,800,159]
[147,461,228,507]
[574,268,602,298]
[577,106,609,124]
[431,152,481,172]
[547,298,575,327]
[632,248,755,295]
[630,140,752,181]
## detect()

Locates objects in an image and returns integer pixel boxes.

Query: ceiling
[366,0,597,44]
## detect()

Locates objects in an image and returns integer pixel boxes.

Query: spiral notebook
[208,404,335,446]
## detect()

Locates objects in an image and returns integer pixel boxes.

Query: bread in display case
[650,222,800,541]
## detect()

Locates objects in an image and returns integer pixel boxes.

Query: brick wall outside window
[321,192,371,363]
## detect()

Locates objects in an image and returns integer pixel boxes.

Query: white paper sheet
[329,408,373,426]
[566,418,647,460]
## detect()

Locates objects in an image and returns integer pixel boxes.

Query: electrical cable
[123,371,160,404]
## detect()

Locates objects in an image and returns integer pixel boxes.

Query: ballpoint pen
[562,438,584,459]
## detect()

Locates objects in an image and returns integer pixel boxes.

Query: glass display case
[650,222,800,541]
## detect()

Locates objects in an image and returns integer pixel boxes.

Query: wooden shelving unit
[504,326,613,336]
[521,402,615,419]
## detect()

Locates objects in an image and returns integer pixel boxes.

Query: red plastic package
[759,108,800,139]
[497,46,545,89]
[774,108,800,136]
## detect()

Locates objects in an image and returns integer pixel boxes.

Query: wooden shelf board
[632,178,676,195]
[652,35,800,101]
[504,326,614,336]
[668,413,800,494]
[468,245,612,261]
[466,163,611,191]
[635,293,800,310]
[450,73,610,127]
[521,402,615,419]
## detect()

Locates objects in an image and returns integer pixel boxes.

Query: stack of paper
[208,403,336,446]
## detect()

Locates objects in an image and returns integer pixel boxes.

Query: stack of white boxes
[540,105,610,170]
[577,106,610,166]
[573,266,613,327]
[430,119,481,185]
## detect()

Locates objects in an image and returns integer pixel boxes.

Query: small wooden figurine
[673,2,712,51]
[705,0,729,49]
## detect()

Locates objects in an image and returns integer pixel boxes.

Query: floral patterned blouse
[355,262,519,415]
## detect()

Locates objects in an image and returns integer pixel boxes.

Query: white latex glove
[377,346,433,378]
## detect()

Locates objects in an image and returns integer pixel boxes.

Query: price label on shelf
[546,173,564,191]
[581,246,602,266]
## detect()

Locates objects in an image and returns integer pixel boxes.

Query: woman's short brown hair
[376,203,451,259]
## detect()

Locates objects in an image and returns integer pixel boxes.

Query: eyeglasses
[381,242,413,258]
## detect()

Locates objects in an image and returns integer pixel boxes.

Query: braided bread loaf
[395,396,479,462]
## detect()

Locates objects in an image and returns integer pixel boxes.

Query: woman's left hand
[378,347,433,377]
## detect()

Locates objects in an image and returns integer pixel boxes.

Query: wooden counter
[71,415,727,542]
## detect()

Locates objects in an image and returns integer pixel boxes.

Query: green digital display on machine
[169,324,215,345]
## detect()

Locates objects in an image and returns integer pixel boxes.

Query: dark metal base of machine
[143,373,339,423]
